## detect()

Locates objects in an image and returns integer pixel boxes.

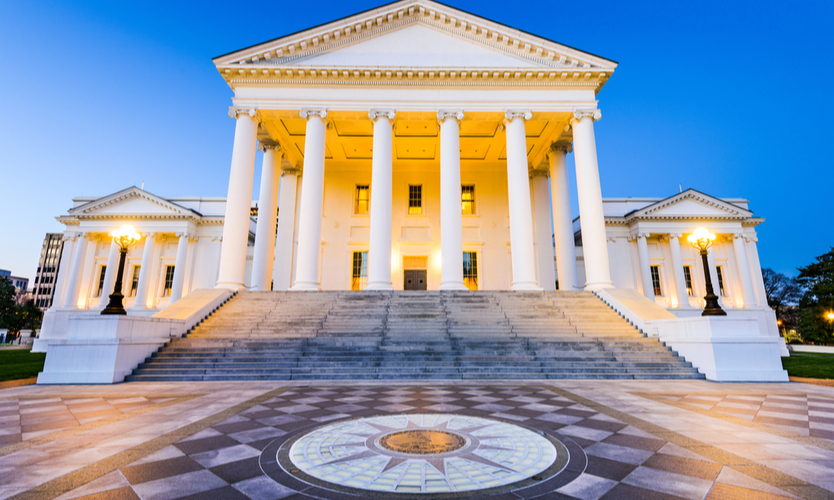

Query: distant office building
[32,233,65,311]
[0,269,29,294]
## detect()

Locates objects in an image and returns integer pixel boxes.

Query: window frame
[354,184,370,216]
[407,184,424,216]
[463,251,479,291]
[461,184,476,215]
[162,265,175,297]
[716,265,727,297]
[650,265,663,297]
[351,251,369,291]
[96,265,107,298]
[683,265,694,297]
[129,265,141,297]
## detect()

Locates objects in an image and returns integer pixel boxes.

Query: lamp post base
[101,292,127,315]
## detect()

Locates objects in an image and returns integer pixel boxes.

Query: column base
[215,282,246,291]
[511,283,544,291]
[290,282,321,291]
[365,282,394,291]
[439,282,468,291]
[584,282,614,291]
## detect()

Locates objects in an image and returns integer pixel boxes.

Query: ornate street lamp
[687,227,727,316]
[101,225,142,316]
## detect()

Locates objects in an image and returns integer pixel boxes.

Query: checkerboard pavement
[55,386,803,500]
[652,393,834,441]
[0,396,175,447]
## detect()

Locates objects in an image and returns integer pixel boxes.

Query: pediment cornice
[67,187,203,223]
[214,0,616,90]
[622,189,753,222]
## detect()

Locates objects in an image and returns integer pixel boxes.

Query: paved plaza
[1,380,833,500]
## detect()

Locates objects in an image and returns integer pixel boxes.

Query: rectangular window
[351,251,368,291]
[461,185,475,214]
[463,251,478,291]
[650,265,663,296]
[354,185,370,215]
[716,266,726,296]
[408,185,423,215]
[96,266,107,297]
[130,265,141,297]
[683,266,694,297]
[163,265,175,296]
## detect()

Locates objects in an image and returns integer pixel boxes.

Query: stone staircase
[126,291,705,381]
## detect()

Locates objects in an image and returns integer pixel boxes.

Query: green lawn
[782,352,834,380]
[0,349,46,382]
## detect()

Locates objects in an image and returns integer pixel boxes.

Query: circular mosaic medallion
[286,414,559,494]
[379,429,467,455]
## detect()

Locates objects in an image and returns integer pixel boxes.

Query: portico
[211,0,619,292]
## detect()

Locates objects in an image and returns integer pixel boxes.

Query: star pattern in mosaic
[289,414,558,493]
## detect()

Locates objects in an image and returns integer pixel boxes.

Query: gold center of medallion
[379,430,467,455]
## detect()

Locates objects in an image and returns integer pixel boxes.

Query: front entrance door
[404,270,427,290]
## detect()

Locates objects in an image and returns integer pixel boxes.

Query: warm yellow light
[111,225,141,250]
[776,319,783,326]
[687,227,716,252]
[827,312,834,321]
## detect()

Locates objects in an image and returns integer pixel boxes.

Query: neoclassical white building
[33,0,786,381]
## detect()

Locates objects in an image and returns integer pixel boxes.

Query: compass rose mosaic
[286,414,559,494]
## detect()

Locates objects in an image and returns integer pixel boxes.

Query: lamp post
[687,227,726,317]
[101,226,141,315]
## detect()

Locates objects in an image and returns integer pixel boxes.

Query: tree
[761,268,803,329]
[0,279,15,331]
[796,247,834,345]
[0,281,43,343]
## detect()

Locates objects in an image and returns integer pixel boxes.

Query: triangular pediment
[626,189,752,220]
[69,187,201,219]
[213,0,617,73]
[290,24,539,68]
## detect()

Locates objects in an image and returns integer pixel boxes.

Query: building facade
[0,269,29,294]
[32,233,65,311]
[34,0,784,368]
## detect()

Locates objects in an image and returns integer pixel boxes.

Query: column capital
[259,142,282,154]
[637,232,650,240]
[657,234,669,242]
[547,143,573,157]
[570,109,602,125]
[175,231,193,239]
[281,167,301,177]
[669,233,683,239]
[504,110,533,124]
[228,107,260,122]
[530,169,549,178]
[732,233,745,240]
[369,109,396,121]
[437,110,464,123]
[300,108,328,121]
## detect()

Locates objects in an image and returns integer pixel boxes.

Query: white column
[532,170,556,290]
[292,109,328,291]
[273,167,299,290]
[572,110,613,290]
[504,111,541,291]
[131,233,157,310]
[216,107,260,290]
[747,236,768,307]
[668,233,691,308]
[366,110,396,290]
[437,111,467,290]
[169,233,190,303]
[49,236,73,309]
[97,241,120,308]
[61,233,88,309]
[635,233,654,299]
[548,145,579,290]
[251,143,282,291]
[732,234,758,309]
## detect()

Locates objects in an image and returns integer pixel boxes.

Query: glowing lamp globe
[111,225,141,250]
[687,227,716,252]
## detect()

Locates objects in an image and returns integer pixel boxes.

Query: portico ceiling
[259,110,573,171]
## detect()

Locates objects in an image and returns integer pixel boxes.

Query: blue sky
[1,0,832,283]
